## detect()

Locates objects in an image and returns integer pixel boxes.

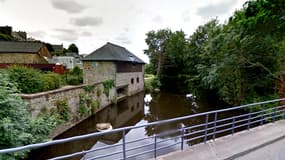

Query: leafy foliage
[42,72,62,91]
[103,79,114,97]
[65,66,83,85]
[67,43,79,54]
[0,33,14,41]
[56,99,70,121]
[0,72,56,159]
[8,65,43,94]
[144,0,285,105]
[7,66,64,93]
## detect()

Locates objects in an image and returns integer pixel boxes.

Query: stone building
[82,42,145,97]
[0,41,51,64]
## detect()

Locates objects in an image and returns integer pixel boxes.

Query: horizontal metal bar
[87,143,122,152]
[125,148,155,159]
[157,135,181,144]
[185,123,207,130]
[126,135,155,144]
[156,129,181,137]
[86,150,122,160]
[49,150,86,160]
[1,98,285,154]
[215,126,235,134]
[185,134,205,143]
[156,142,180,151]
[126,142,154,152]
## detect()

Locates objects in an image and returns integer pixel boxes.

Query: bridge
[1,98,285,160]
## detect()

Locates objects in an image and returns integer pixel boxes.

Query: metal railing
[1,98,285,160]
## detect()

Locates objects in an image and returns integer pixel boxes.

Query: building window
[137,77,139,83]
[131,78,134,84]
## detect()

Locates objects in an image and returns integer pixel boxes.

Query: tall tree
[144,29,172,76]
[67,43,79,54]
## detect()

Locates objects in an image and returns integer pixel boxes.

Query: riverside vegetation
[144,0,285,106]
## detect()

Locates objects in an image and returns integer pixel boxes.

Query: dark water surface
[28,92,242,160]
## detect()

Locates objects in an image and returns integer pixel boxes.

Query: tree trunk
[157,52,162,76]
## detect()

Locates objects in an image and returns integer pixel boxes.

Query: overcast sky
[0,0,247,62]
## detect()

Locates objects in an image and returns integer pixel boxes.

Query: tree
[0,33,14,41]
[67,43,79,54]
[144,29,172,76]
[0,72,57,159]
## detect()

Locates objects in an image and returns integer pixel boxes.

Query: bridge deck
[156,120,285,160]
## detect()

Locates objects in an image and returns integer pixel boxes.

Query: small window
[131,78,134,84]
[137,77,139,83]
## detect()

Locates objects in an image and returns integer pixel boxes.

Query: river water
[28,92,240,160]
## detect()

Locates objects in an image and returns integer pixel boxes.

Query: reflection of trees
[144,92,207,137]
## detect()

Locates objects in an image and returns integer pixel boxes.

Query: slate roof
[82,42,145,64]
[51,44,64,52]
[0,41,43,53]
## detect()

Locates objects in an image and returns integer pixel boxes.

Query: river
[28,91,241,160]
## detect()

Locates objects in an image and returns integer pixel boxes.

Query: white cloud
[50,0,86,13]
[70,16,103,27]
[197,1,239,19]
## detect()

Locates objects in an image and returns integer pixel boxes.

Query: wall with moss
[20,83,116,136]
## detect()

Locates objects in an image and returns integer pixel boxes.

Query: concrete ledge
[156,120,285,160]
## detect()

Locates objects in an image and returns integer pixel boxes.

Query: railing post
[231,118,235,135]
[272,107,277,122]
[260,104,264,125]
[180,123,185,150]
[212,112,217,141]
[122,130,126,160]
[271,107,274,122]
[154,134,157,158]
[204,114,209,143]
[283,106,285,119]
[247,112,251,130]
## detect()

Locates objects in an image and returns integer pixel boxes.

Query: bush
[42,72,62,91]
[8,65,43,94]
[151,76,161,89]
[0,72,57,159]
[65,66,83,85]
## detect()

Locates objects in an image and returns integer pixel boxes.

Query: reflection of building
[95,92,145,144]
[82,42,145,96]
[28,92,145,160]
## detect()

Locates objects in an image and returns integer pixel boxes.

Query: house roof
[51,44,64,52]
[82,42,145,64]
[66,52,80,58]
[0,41,43,53]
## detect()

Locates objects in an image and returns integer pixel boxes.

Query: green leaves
[145,0,285,105]
[0,73,57,159]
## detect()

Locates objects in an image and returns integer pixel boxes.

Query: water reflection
[28,92,145,160]
[28,92,232,160]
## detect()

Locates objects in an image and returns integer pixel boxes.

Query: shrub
[8,65,43,93]
[103,79,114,97]
[56,99,70,121]
[42,72,62,91]
[0,72,57,159]
[151,76,161,89]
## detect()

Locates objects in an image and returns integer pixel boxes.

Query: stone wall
[116,72,144,96]
[20,83,116,118]
[83,61,116,84]
[0,53,47,64]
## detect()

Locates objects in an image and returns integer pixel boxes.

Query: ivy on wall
[103,79,114,97]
